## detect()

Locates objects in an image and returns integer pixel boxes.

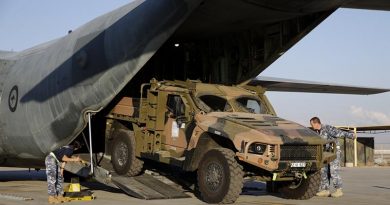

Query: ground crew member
[310,117,355,198]
[45,141,83,204]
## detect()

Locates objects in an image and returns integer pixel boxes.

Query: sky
[0,1,389,143]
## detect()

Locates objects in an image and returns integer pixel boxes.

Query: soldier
[45,141,83,204]
[310,117,355,198]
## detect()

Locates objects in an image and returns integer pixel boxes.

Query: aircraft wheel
[197,148,243,204]
[111,129,143,176]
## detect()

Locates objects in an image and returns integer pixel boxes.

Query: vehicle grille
[280,145,318,161]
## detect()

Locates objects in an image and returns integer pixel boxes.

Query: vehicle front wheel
[278,171,321,199]
[111,129,143,176]
[197,148,244,204]
[266,181,280,193]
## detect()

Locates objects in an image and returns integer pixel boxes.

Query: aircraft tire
[197,148,243,204]
[278,170,320,199]
[111,129,143,176]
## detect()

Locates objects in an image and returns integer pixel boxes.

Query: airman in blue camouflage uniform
[45,154,64,203]
[45,141,82,204]
[310,117,355,198]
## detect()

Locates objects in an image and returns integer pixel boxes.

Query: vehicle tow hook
[294,172,307,179]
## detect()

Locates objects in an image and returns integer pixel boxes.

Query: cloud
[350,105,390,125]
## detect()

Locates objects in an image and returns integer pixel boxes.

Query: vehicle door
[162,94,191,157]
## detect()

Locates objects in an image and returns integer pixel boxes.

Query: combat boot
[57,195,71,203]
[331,189,343,198]
[48,196,61,204]
[316,190,330,197]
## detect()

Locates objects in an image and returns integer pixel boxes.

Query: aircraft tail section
[1,0,203,158]
[4,0,388,162]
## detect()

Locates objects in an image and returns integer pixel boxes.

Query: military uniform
[45,154,64,196]
[317,125,354,193]
[45,146,74,198]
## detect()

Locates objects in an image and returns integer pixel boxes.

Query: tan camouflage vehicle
[104,78,336,204]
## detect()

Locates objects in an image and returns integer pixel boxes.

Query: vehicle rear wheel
[111,129,143,176]
[197,148,243,204]
[278,171,320,199]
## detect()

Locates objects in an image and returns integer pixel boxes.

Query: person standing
[310,117,355,198]
[45,141,83,204]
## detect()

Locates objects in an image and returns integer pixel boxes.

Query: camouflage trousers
[319,153,342,191]
[45,155,64,196]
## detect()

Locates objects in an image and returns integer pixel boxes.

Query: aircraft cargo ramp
[111,174,190,199]
[64,162,190,200]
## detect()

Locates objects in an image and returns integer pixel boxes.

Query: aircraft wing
[337,125,390,131]
[343,0,390,11]
[247,76,390,95]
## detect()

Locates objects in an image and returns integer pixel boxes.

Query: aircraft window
[198,95,231,112]
[167,94,185,117]
[236,97,262,114]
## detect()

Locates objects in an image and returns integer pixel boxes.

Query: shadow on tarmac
[80,182,123,194]
[0,170,46,182]
[0,169,282,198]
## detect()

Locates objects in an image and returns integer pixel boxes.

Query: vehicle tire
[278,171,321,199]
[111,129,143,176]
[266,181,280,193]
[197,148,244,204]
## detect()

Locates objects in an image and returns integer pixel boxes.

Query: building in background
[337,126,390,167]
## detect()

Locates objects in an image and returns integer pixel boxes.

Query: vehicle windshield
[197,95,232,112]
[194,94,263,114]
[235,97,262,114]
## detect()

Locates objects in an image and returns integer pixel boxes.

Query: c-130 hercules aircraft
[1,0,390,203]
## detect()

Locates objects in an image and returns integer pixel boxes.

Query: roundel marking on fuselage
[8,85,18,112]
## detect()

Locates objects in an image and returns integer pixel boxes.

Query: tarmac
[0,166,389,205]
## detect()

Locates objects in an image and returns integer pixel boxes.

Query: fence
[374,143,390,166]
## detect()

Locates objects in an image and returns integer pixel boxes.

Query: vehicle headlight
[248,143,267,155]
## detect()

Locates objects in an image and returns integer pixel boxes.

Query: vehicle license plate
[291,162,306,168]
